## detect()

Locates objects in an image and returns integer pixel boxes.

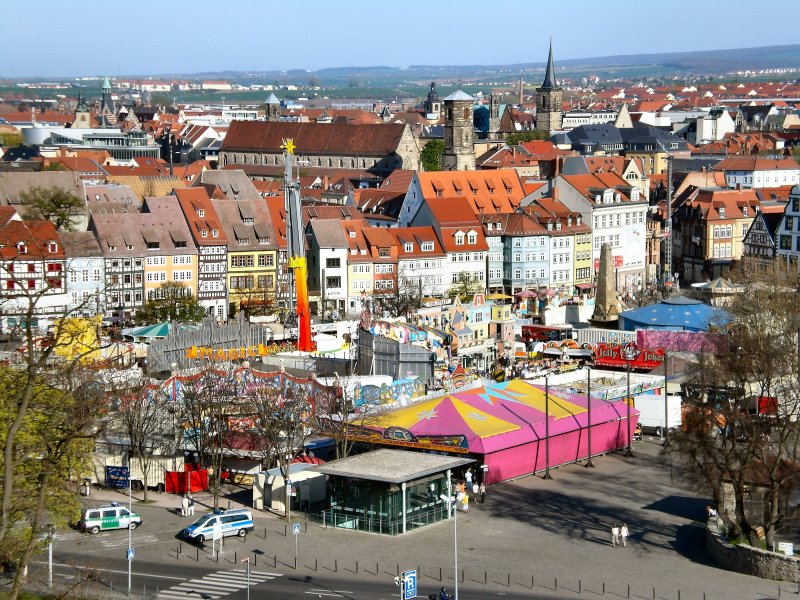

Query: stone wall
[706,519,800,582]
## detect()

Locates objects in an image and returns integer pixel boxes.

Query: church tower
[72,91,91,129]
[423,81,441,120]
[98,76,117,127]
[489,92,501,138]
[265,92,281,122]
[441,89,475,171]
[535,41,563,132]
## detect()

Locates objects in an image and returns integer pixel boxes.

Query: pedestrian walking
[465,468,473,488]
[611,523,619,547]
[478,482,486,504]
[620,523,629,547]
[187,494,195,516]
[181,494,189,517]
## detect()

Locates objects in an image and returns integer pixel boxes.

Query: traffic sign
[127,548,134,561]
[402,569,417,600]
[292,522,301,535]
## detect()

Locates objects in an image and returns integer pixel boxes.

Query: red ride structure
[282,139,315,352]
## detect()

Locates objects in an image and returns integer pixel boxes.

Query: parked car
[79,502,141,534]
[178,508,254,543]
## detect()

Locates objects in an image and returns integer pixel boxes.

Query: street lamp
[622,342,642,457]
[440,493,459,600]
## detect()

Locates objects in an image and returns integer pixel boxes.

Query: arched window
[463,107,470,119]
[726,225,732,238]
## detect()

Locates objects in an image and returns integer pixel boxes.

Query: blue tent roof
[618,297,731,332]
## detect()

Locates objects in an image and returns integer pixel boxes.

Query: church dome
[426,81,439,103]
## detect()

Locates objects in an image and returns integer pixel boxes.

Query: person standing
[611,523,619,547]
[465,468,473,488]
[187,494,195,516]
[620,523,629,547]
[478,481,486,504]
[181,494,189,517]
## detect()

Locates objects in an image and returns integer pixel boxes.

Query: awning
[576,283,596,290]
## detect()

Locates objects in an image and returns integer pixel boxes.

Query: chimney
[736,183,741,191]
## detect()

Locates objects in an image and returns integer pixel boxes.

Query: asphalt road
[31,553,567,600]
[24,439,793,600]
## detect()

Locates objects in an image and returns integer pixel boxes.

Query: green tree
[19,185,84,231]
[0,133,23,148]
[447,274,484,302]
[135,282,206,325]
[420,139,444,172]
[664,264,800,548]
[506,130,551,145]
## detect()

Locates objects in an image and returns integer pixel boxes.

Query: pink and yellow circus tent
[364,379,637,484]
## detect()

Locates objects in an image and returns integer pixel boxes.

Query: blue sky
[3,0,798,77]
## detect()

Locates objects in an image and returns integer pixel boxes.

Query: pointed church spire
[541,39,557,91]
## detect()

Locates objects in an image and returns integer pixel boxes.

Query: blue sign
[127,548,134,561]
[402,569,417,600]
[292,523,301,535]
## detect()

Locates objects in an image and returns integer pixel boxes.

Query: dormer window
[404,243,413,252]
[421,241,434,252]
[48,241,58,253]
[615,193,621,203]
[212,229,219,238]
[197,208,205,218]
[455,232,465,245]
[349,231,356,238]
[567,216,573,227]
[487,222,493,231]
[556,222,562,230]
[360,249,366,255]
[242,217,254,225]
[576,215,582,225]
[603,190,613,204]
[743,206,748,217]
[201,230,208,238]
[496,222,502,231]
[17,242,27,254]
[127,244,134,250]
[467,231,477,245]
[547,222,553,231]
[719,206,726,219]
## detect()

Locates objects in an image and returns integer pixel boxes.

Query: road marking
[100,534,158,548]
[305,592,345,598]
[32,561,184,581]
[156,568,282,600]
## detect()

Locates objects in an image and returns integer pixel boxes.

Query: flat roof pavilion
[312,448,474,484]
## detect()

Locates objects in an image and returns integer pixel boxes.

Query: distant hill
[172,44,800,86]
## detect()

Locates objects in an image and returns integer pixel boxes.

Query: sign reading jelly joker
[593,343,664,370]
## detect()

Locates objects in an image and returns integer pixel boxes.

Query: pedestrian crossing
[156,568,282,599]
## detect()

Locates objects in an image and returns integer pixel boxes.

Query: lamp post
[622,342,641,457]
[44,523,55,587]
[543,374,552,479]
[128,474,133,595]
[585,366,594,468]
[440,493,458,600]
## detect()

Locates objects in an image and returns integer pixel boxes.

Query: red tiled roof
[222,121,407,157]
[0,219,64,260]
[391,226,446,258]
[417,169,525,216]
[174,187,228,245]
[714,156,800,171]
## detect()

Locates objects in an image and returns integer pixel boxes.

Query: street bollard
[234,551,237,563]
[179,543,182,555]
[253,552,257,566]
[315,558,318,571]
[652,586,656,600]
[506,573,510,588]
[196,548,199,562]
[439,567,442,582]
[264,527,267,539]
[334,559,337,572]
[484,571,487,585]
[602,581,606,596]
[627,584,630,599]
[377,562,379,576]
[555,577,558,592]
[579,580,581,594]
[355,561,359,574]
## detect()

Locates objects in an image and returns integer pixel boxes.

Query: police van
[179,509,254,543]
[79,503,142,534]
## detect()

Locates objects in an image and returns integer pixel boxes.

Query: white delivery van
[178,509,254,543]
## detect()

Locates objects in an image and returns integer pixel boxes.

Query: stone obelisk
[591,242,620,325]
